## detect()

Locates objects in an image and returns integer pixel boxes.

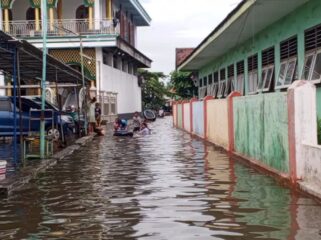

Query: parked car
[0,96,74,141]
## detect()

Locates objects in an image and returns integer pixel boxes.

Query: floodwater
[0,117,320,240]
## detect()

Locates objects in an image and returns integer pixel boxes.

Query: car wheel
[47,127,60,141]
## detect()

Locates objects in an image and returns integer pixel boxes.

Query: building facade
[178,0,321,117]
[0,0,151,117]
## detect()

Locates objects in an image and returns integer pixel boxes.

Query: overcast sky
[137,0,242,75]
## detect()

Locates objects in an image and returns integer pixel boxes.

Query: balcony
[6,19,120,39]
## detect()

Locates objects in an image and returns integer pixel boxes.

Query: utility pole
[40,0,48,158]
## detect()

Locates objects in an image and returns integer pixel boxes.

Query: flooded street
[0,117,320,240]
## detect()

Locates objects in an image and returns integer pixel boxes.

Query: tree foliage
[168,70,197,99]
[139,69,168,110]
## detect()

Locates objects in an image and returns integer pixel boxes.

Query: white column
[0,72,5,96]
[94,0,101,30]
[0,8,3,31]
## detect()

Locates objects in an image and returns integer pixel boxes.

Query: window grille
[302,25,321,82]
[259,47,275,92]
[248,54,258,94]
[218,68,226,98]
[236,61,244,94]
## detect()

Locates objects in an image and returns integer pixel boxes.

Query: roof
[0,31,90,84]
[178,0,309,71]
[120,0,152,26]
[175,48,194,69]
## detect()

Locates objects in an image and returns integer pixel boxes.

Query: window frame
[301,50,321,83]
[259,64,274,92]
[217,68,226,98]
[275,57,297,90]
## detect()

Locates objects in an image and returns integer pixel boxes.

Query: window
[236,61,244,94]
[212,71,219,97]
[208,74,213,85]
[199,78,203,87]
[276,36,298,88]
[302,25,321,82]
[225,64,235,97]
[248,54,258,94]
[217,68,226,98]
[207,73,215,96]
[204,76,208,86]
[259,47,274,92]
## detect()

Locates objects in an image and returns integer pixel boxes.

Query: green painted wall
[199,0,321,95]
[234,92,289,173]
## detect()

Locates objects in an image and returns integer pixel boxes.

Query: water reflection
[0,117,320,239]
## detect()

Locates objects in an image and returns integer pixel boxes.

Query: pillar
[89,6,93,30]
[287,80,317,184]
[49,7,54,31]
[106,0,112,20]
[4,9,9,32]
[35,7,40,31]
[6,81,11,96]
[227,91,242,152]
[189,98,197,133]
[203,95,214,140]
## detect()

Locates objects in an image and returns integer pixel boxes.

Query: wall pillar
[203,95,214,140]
[287,80,317,184]
[227,91,242,152]
[190,98,197,133]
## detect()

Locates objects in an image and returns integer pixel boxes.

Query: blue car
[0,96,74,140]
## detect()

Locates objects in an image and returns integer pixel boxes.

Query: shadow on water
[0,117,320,239]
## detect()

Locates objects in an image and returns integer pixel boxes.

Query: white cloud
[137,0,242,75]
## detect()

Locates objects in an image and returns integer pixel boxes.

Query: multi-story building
[178,0,321,118]
[0,0,152,118]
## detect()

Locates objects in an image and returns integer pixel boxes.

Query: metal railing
[6,19,120,38]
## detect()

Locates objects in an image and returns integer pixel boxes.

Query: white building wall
[96,48,142,115]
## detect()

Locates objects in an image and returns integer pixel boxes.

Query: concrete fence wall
[183,103,191,132]
[177,104,183,129]
[206,99,229,148]
[192,101,204,137]
[172,82,321,200]
[172,104,177,127]
[233,92,289,174]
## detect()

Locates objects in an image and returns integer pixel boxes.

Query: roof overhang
[105,37,152,68]
[0,31,91,84]
[121,0,152,27]
[178,0,309,71]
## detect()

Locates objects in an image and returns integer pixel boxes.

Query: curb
[0,134,95,197]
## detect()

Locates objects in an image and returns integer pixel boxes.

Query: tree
[169,70,197,99]
[139,69,168,110]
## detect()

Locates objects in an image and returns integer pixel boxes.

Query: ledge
[0,134,96,197]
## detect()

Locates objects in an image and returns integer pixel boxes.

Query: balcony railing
[6,19,120,38]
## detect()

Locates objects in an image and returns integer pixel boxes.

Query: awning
[178,0,309,71]
[0,31,90,84]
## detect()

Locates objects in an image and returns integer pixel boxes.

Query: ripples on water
[0,117,321,240]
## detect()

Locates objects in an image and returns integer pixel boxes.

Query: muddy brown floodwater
[0,117,321,240]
